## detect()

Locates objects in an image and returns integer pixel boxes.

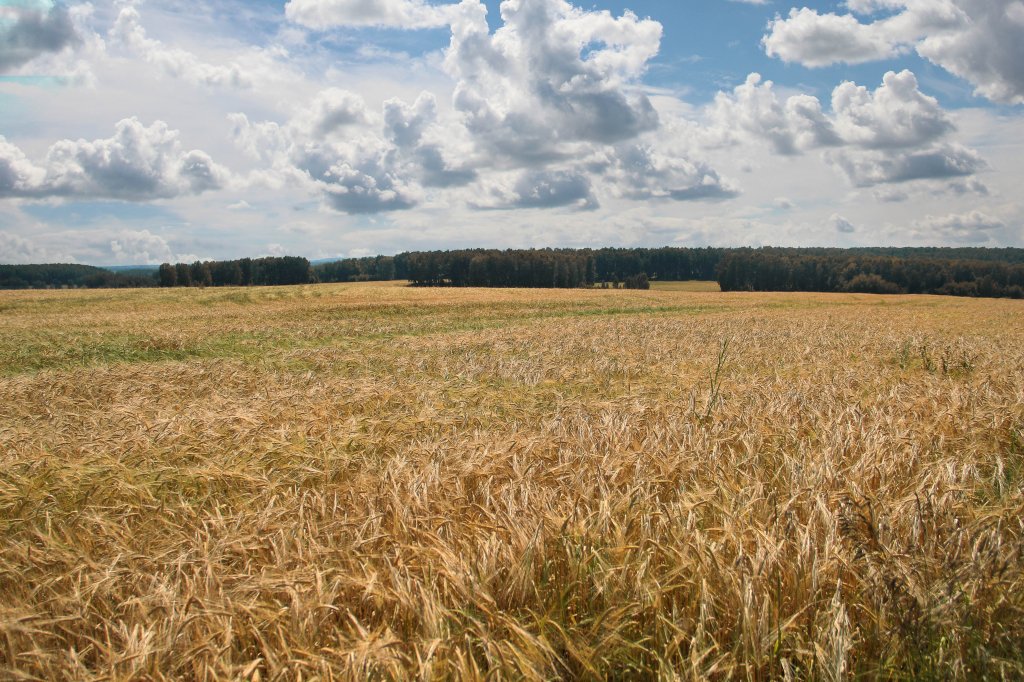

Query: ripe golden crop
[1,282,1022,679]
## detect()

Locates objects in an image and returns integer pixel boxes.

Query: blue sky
[1,0,1022,264]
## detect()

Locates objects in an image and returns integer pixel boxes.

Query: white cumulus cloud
[763,8,903,67]
[109,229,175,264]
[763,0,1024,104]
[232,0,733,214]
[831,70,953,149]
[709,73,839,155]
[0,118,230,200]
[110,3,252,88]
[711,69,986,187]
[444,0,662,163]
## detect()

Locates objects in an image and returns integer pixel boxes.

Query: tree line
[771,246,1024,263]
[0,257,315,290]
[311,247,726,287]
[0,264,158,290]
[716,251,1024,299]
[4,247,1024,299]
[397,250,597,288]
[157,257,313,287]
[312,246,1024,289]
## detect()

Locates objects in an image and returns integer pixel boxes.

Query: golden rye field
[1,281,1022,680]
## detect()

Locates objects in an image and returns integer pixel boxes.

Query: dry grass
[1,282,1022,680]
[649,281,721,293]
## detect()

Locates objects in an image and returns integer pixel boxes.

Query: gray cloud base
[0,5,80,71]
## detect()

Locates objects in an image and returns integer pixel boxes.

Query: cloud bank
[0,118,229,200]
[764,0,1024,104]
[0,0,1020,262]
[711,69,986,187]
[227,0,736,215]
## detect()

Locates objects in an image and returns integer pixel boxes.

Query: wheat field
[1,281,1022,680]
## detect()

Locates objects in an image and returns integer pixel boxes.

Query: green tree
[158,263,177,287]
[175,263,192,287]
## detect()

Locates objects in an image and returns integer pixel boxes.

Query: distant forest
[2,246,1023,299]
[717,251,1024,299]
[0,264,160,290]
[155,257,313,288]
[0,257,314,290]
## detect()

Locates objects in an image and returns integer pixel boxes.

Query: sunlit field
[649,280,721,293]
[1,282,1022,680]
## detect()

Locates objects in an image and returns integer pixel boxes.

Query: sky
[0,0,1022,265]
